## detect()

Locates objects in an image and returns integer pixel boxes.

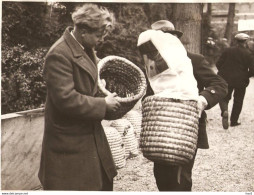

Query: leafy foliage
[96,4,150,71]
[2,2,68,48]
[1,44,47,114]
[1,2,70,114]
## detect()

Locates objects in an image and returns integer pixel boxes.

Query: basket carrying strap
[177,166,182,184]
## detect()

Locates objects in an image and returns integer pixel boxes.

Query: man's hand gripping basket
[97,56,147,120]
[140,96,199,165]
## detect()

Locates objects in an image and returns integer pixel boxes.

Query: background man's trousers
[219,85,246,124]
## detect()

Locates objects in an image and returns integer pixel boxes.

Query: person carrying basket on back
[137,20,228,191]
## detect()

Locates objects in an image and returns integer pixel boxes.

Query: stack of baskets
[123,110,142,141]
[97,56,147,120]
[140,96,199,165]
[104,126,126,169]
[132,99,142,113]
[111,119,139,159]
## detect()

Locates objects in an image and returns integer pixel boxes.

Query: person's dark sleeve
[248,54,254,77]
[216,50,227,70]
[142,72,154,101]
[194,55,228,110]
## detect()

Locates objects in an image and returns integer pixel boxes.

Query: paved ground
[114,77,254,192]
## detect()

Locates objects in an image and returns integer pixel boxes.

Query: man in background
[216,33,254,129]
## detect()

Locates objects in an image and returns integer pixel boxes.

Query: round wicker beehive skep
[97,56,147,120]
[111,119,139,159]
[140,96,199,166]
[123,110,142,141]
[132,99,142,113]
[104,126,126,169]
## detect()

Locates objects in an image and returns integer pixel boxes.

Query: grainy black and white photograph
[1,0,254,193]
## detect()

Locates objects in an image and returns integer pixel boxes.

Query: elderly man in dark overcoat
[141,20,228,191]
[216,33,254,128]
[38,4,121,191]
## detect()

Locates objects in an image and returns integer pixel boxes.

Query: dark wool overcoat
[38,27,117,190]
[144,52,228,149]
[216,46,254,88]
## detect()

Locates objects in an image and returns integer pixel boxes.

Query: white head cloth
[137,29,199,101]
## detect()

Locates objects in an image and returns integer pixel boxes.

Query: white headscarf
[137,29,199,101]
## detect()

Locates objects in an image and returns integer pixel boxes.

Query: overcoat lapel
[73,56,97,83]
[63,27,98,84]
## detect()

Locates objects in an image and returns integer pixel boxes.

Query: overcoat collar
[63,27,98,83]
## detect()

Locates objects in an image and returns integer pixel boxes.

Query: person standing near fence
[141,20,228,191]
[216,33,254,129]
[38,4,121,191]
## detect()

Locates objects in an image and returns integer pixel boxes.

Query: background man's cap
[235,33,249,41]
[151,20,183,38]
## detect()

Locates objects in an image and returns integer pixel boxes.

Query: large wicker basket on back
[140,96,199,166]
[97,56,147,120]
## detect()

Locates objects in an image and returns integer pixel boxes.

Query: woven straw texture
[111,119,139,159]
[104,126,126,169]
[123,110,142,140]
[140,96,199,165]
[97,56,147,120]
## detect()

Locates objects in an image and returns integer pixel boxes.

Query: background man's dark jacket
[216,46,254,88]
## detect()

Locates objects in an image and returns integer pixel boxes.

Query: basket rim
[97,55,146,103]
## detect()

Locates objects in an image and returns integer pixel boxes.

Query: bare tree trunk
[142,3,202,53]
[202,3,212,54]
[207,3,212,22]
[224,3,235,45]
[171,3,203,53]
[143,3,172,25]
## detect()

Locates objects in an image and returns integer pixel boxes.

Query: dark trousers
[101,166,113,191]
[219,85,246,123]
[42,162,113,191]
[153,150,197,191]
